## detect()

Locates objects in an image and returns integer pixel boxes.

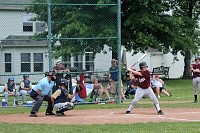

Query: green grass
[0,79,199,133]
[1,122,200,133]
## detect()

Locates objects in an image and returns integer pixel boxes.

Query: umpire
[29,71,56,117]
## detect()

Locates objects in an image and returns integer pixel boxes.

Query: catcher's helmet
[8,76,14,81]
[59,78,68,86]
[139,62,148,69]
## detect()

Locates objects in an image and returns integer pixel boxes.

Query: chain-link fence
[0,1,124,103]
[0,0,122,86]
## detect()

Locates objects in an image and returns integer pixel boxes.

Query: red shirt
[135,70,150,89]
[192,63,200,78]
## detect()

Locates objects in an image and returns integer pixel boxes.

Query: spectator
[126,62,164,115]
[124,75,138,99]
[106,59,125,100]
[151,75,172,98]
[51,79,76,116]
[90,78,110,101]
[29,71,56,117]
[19,75,32,104]
[4,77,19,106]
[51,60,70,93]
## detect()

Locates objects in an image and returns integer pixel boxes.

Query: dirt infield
[1,108,200,125]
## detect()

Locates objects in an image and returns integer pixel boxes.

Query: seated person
[19,75,32,104]
[4,77,20,106]
[124,78,138,99]
[51,79,76,116]
[151,75,172,98]
[90,78,110,101]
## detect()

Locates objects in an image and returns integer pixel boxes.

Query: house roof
[0,0,31,11]
[0,35,47,47]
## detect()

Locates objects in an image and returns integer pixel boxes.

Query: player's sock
[154,103,161,111]
[194,95,197,101]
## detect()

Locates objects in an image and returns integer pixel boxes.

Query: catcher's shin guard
[57,103,74,113]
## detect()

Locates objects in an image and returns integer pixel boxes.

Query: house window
[85,52,94,71]
[34,53,43,72]
[23,22,33,32]
[5,53,11,72]
[74,55,83,71]
[21,53,31,72]
[62,56,71,69]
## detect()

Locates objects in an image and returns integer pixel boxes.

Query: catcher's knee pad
[57,103,74,113]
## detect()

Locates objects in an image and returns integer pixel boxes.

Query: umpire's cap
[46,71,56,76]
[139,62,148,70]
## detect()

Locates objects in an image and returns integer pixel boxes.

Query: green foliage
[122,0,199,54]
[122,0,200,78]
[26,0,117,58]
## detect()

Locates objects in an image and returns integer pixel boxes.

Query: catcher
[51,78,81,116]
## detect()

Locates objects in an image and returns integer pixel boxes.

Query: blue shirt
[109,66,119,82]
[33,77,54,96]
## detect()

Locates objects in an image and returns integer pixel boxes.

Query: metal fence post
[47,0,52,70]
[117,0,122,103]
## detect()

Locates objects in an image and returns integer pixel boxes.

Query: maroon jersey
[135,70,150,89]
[192,63,200,78]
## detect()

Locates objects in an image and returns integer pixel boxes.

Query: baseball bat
[131,53,147,68]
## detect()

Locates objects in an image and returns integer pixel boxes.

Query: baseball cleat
[193,100,198,103]
[126,111,131,114]
[56,112,65,116]
[29,113,38,117]
[45,111,56,115]
[158,110,164,115]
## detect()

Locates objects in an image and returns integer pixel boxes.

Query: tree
[169,0,200,78]
[26,0,117,58]
[121,0,200,78]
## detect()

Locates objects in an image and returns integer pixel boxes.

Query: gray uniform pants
[127,87,161,112]
[192,77,200,95]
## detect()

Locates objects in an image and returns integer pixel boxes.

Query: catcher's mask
[46,71,56,81]
[59,78,68,88]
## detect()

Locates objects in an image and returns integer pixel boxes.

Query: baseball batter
[191,56,200,103]
[126,62,164,115]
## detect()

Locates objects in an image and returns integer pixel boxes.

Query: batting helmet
[8,76,14,81]
[139,62,148,70]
